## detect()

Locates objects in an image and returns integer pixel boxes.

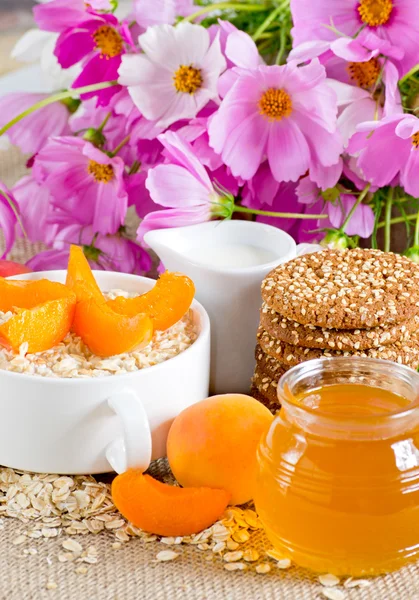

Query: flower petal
[225,30,262,69]
[267,119,310,183]
[138,205,210,241]
[330,38,378,63]
[139,22,209,70]
[401,148,419,197]
[338,97,381,146]
[146,164,211,209]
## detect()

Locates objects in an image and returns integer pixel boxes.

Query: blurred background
[0,0,34,77]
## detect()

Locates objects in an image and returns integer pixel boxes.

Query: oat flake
[319,574,340,587]
[256,563,271,574]
[156,550,179,562]
[321,589,346,600]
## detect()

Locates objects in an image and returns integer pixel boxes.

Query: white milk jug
[145,220,321,394]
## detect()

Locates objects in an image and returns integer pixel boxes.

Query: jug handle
[296,243,323,256]
[105,389,152,474]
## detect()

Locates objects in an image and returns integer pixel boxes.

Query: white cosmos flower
[118,22,226,128]
[11,29,81,92]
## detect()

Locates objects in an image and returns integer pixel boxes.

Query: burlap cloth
[0,148,419,600]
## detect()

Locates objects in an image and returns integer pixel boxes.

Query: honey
[255,358,419,576]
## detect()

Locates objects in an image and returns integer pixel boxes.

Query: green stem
[0,190,27,239]
[252,0,289,41]
[275,24,288,65]
[339,183,371,232]
[97,111,112,133]
[377,214,417,228]
[182,3,268,22]
[384,188,394,252]
[0,81,117,138]
[414,211,419,247]
[109,135,131,157]
[233,205,328,220]
[400,64,419,86]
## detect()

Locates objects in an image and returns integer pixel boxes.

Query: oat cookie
[251,368,280,408]
[250,385,280,414]
[255,344,289,380]
[261,249,419,329]
[258,328,419,370]
[260,303,419,351]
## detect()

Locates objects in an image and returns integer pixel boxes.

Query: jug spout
[143,228,187,272]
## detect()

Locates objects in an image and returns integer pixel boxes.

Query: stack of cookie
[252,248,419,412]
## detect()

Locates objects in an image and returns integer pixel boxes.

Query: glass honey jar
[254,357,419,576]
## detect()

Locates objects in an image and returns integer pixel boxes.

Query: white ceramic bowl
[1,270,210,475]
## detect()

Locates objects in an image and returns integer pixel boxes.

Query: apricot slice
[0,279,76,353]
[107,271,195,331]
[66,244,104,303]
[112,471,231,537]
[72,297,153,357]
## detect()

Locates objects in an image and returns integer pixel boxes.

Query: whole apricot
[167,394,274,505]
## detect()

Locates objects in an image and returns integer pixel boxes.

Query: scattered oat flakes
[343,578,371,589]
[156,550,179,562]
[45,582,57,591]
[243,549,259,562]
[226,540,240,551]
[276,558,292,570]
[12,534,26,546]
[319,574,340,587]
[256,563,271,574]
[212,542,226,554]
[224,563,246,571]
[112,542,122,550]
[321,589,346,600]
[232,529,250,544]
[75,566,88,575]
[223,551,244,563]
[62,539,83,553]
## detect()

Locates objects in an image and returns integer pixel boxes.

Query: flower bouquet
[1,0,419,271]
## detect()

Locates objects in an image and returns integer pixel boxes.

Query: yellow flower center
[93,25,123,58]
[357,0,393,27]
[412,132,419,149]
[347,58,381,89]
[258,88,293,120]
[87,160,114,183]
[173,65,203,94]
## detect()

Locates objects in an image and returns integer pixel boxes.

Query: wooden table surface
[0,2,33,77]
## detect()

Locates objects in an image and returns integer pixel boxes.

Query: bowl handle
[105,389,152,474]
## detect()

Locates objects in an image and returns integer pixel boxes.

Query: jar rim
[277,357,419,438]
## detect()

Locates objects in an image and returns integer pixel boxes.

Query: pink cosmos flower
[296,176,375,241]
[137,131,234,240]
[125,171,162,219]
[27,225,151,275]
[290,0,419,76]
[118,23,226,128]
[208,59,342,182]
[0,182,17,259]
[242,164,301,232]
[348,114,419,197]
[33,0,93,33]
[12,175,56,244]
[0,93,69,155]
[177,114,223,171]
[53,12,129,105]
[134,0,195,29]
[33,136,128,235]
[290,34,402,145]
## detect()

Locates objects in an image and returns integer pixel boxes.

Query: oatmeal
[0,289,198,378]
